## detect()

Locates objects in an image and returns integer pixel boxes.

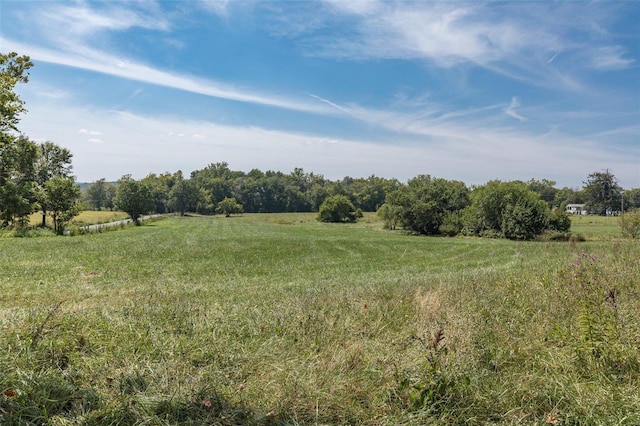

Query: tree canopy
[1,52,80,231]
[114,175,154,225]
[583,170,622,215]
[0,52,33,133]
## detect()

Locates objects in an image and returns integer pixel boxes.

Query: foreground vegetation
[1,214,638,424]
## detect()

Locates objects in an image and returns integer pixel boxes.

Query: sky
[1,0,639,188]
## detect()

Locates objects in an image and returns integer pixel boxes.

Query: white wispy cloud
[588,46,635,70]
[38,1,170,38]
[291,1,628,91]
[1,37,335,116]
[79,129,102,135]
[308,94,359,119]
[504,97,526,122]
[198,0,231,16]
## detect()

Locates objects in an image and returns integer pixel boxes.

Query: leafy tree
[141,172,175,214]
[43,176,81,234]
[583,170,622,215]
[169,172,199,215]
[0,134,38,227]
[500,191,551,240]
[377,203,402,230]
[386,175,470,235]
[622,188,640,211]
[527,178,558,208]
[462,181,551,240]
[0,53,38,227]
[317,194,357,223]
[216,197,243,217]
[84,178,116,210]
[114,175,153,225]
[34,141,73,227]
[1,52,33,132]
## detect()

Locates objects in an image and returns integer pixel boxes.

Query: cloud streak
[1,37,335,116]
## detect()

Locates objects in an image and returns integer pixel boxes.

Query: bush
[619,211,640,238]
[317,195,357,223]
[549,208,572,232]
[438,211,463,236]
[462,181,550,240]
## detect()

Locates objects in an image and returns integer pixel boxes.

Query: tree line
[80,165,640,239]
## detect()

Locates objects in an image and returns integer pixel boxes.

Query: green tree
[462,181,551,240]
[583,170,622,215]
[169,171,199,216]
[0,134,38,227]
[83,178,116,210]
[43,176,81,234]
[114,175,153,225]
[1,52,33,132]
[141,172,174,214]
[500,191,551,240]
[34,141,73,227]
[216,197,243,217]
[622,188,640,211]
[317,194,357,223]
[527,178,558,208]
[376,203,402,230]
[0,52,36,227]
[386,175,470,236]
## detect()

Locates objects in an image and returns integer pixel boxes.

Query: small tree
[317,194,357,223]
[43,176,80,234]
[114,175,153,225]
[377,203,402,230]
[216,197,243,217]
[35,141,73,227]
[619,211,640,238]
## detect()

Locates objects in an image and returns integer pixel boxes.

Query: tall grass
[1,214,638,424]
[27,210,129,228]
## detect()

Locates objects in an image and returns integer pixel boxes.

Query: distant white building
[566,204,587,215]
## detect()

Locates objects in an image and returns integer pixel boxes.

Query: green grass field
[1,214,638,424]
[570,214,625,240]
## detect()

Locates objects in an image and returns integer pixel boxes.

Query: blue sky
[1,0,639,188]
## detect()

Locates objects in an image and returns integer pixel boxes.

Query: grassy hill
[1,214,638,424]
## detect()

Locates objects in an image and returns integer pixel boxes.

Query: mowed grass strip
[1,214,638,424]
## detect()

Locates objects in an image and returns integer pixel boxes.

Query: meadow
[28,211,130,228]
[1,213,638,425]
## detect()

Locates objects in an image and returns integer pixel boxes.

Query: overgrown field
[28,211,130,228]
[1,214,638,424]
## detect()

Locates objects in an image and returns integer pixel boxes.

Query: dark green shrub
[317,195,357,223]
